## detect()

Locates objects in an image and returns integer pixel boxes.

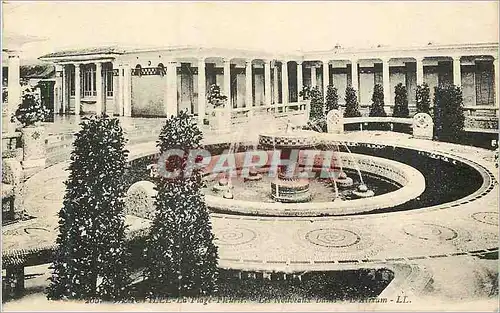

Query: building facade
[38,42,499,124]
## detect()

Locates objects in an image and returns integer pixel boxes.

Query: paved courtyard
[2,129,498,308]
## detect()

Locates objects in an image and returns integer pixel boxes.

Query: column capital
[223,58,232,64]
[197,57,206,63]
[452,55,462,61]
[321,59,330,65]
[245,59,253,65]
[380,57,391,63]
[415,56,425,62]
[296,60,303,65]
[350,58,358,64]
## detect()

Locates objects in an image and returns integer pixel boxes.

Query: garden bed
[129,268,394,302]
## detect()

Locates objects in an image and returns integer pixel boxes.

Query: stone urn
[20,123,46,171]
[211,106,231,133]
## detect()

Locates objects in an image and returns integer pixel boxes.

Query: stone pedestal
[211,108,231,133]
[20,125,46,171]
[412,113,433,140]
[2,157,24,218]
[304,100,312,119]
[326,109,344,134]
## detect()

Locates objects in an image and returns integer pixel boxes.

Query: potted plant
[207,84,230,132]
[299,85,312,112]
[13,84,50,171]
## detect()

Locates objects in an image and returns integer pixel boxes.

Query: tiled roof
[39,46,125,59]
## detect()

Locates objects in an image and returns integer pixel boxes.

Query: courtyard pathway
[2,131,498,303]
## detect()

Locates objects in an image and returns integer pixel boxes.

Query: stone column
[117,65,124,116]
[281,61,289,107]
[245,59,253,112]
[61,65,67,114]
[53,64,63,116]
[264,59,272,107]
[197,58,206,125]
[297,61,303,101]
[311,65,317,87]
[494,57,499,107]
[112,63,118,116]
[223,58,231,113]
[123,65,132,117]
[453,56,461,86]
[95,62,103,115]
[7,52,21,132]
[416,57,424,85]
[382,58,391,106]
[74,64,81,115]
[350,59,358,91]
[273,63,279,105]
[322,59,329,98]
[166,61,178,117]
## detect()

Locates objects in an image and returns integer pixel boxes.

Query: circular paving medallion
[24,227,51,235]
[403,223,458,241]
[215,227,257,246]
[471,212,498,226]
[43,192,64,201]
[43,175,68,185]
[305,228,361,248]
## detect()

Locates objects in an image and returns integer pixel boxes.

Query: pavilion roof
[39,46,125,59]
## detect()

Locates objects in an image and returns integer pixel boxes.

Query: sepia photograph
[1,1,499,311]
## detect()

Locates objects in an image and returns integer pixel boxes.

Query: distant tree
[344,86,361,118]
[47,115,130,301]
[325,85,339,113]
[393,83,409,118]
[433,85,465,143]
[144,110,219,297]
[369,84,387,117]
[416,83,432,115]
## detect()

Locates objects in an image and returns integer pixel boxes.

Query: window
[83,65,97,97]
[475,61,494,106]
[135,64,142,76]
[68,65,75,96]
[105,67,114,97]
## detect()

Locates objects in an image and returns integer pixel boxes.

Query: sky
[2,1,499,62]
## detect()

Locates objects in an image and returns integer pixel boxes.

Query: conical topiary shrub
[47,115,130,301]
[433,84,465,143]
[416,83,432,115]
[325,85,339,114]
[144,110,219,298]
[344,86,361,118]
[307,86,326,132]
[393,83,409,118]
